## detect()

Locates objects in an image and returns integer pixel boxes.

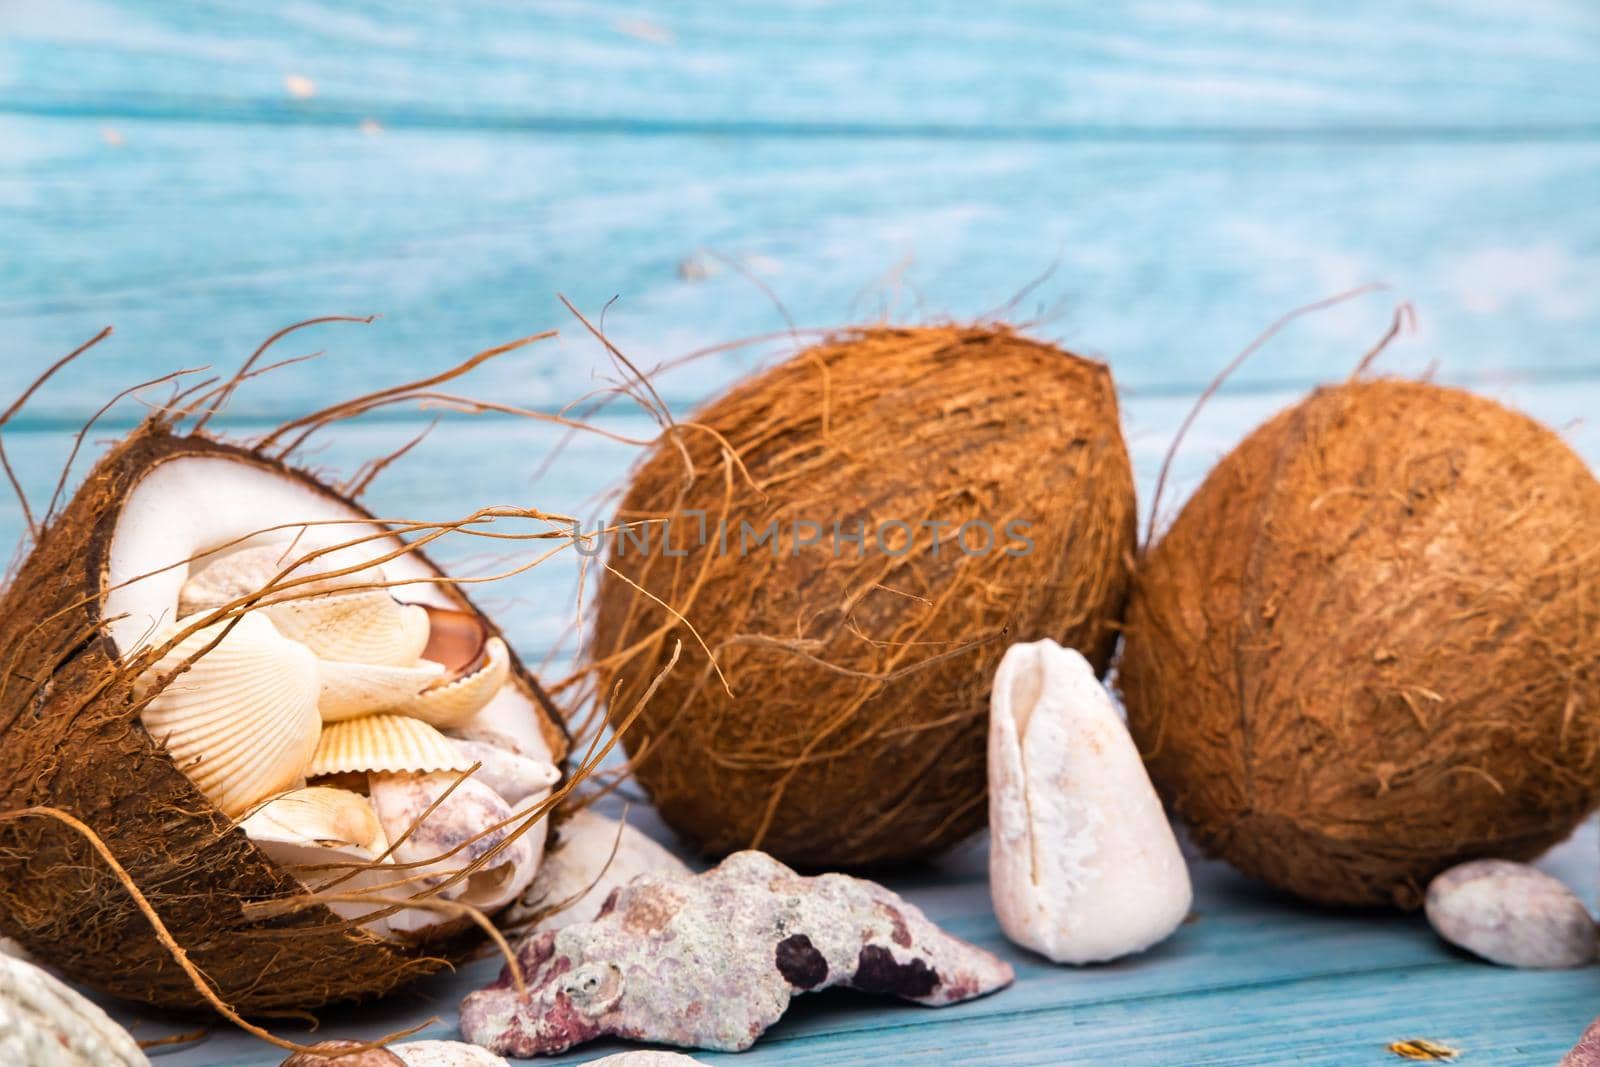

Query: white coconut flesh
[103,453,556,934]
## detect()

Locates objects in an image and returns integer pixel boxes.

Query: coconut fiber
[0,427,568,1013]
[1120,379,1600,908]
[592,325,1136,868]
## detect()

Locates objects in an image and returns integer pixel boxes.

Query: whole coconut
[1120,379,1600,908]
[592,325,1136,867]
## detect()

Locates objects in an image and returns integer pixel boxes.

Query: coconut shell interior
[0,426,568,1012]
[1120,379,1600,908]
[592,324,1137,868]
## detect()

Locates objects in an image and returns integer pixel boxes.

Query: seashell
[318,659,445,722]
[240,785,387,854]
[451,739,560,806]
[178,543,384,616]
[1425,859,1596,968]
[988,638,1191,965]
[266,590,431,667]
[369,772,540,935]
[279,1040,508,1067]
[0,950,150,1066]
[308,714,474,778]
[139,613,322,817]
[240,786,396,927]
[502,809,687,932]
[409,636,512,729]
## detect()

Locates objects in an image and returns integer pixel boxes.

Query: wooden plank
[0,375,1593,656]
[4,1,1599,133]
[4,115,1600,418]
[114,809,1600,1066]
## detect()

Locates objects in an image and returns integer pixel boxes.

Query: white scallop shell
[177,543,384,616]
[308,714,474,778]
[138,613,322,817]
[368,771,540,934]
[265,590,430,667]
[318,659,445,722]
[409,636,512,728]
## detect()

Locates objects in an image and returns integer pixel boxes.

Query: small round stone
[1425,859,1596,969]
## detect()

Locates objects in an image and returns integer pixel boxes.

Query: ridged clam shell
[319,659,445,722]
[178,543,385,616]
[240,785,387,853]
[139,612,322,817]
[266,591,431,667]
[409,637,512,729]
[308,714,474,778]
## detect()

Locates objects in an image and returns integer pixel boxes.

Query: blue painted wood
[5,1,1600,1063]
[2,115,1599,416]
[4,1,1599,133]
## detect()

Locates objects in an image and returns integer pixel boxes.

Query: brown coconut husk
[0,327,586,1018]
[1120,378,1600,908]
[588,324,1136,868]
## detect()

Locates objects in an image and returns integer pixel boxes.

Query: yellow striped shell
[308,714,474,778]
[138,613,321,817]
[177,543,383,617]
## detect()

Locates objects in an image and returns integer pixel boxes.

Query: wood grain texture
[6,0,1600,1062]
[4,1,1599,133]
[3,114,1600,416]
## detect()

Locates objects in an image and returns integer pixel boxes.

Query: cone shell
[266,590,431,667]
[319,659,445,722]
[369,771,539,933]
[409,636,511,729]
[309,714,474,778]
[178,543,383,616]
[139,612,322,817]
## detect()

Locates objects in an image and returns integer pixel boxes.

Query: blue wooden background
[3,3,1600,1064]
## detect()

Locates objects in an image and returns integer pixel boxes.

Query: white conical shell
[239,785,386,852]
[265,590,431,667]
[308,714,474,778]
[318,659,445,722]
[368,771,540,935]
[450,739,560,805]
[178,543,385,616]
[138,613,322,817]
[988,639,1192,965]
[407,636,511,728]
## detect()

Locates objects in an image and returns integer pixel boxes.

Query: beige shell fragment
[408,636,511,728]
[139,613,322,817]
[240,786,396,927]
[368,771,541,934]
[0,951,149,1066]
[267,590,431,667]
[240,785,387,853]
[309,713,475,778]
[318,659,446,722]
[989,638,1191,964]
[503,809,688,932]
[178,543,384,616]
